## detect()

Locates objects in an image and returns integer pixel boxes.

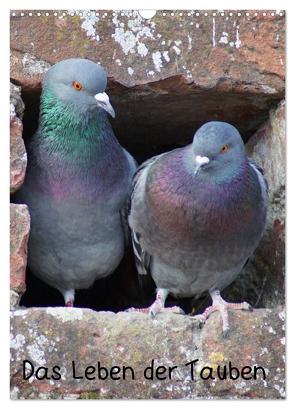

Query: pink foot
[126,289,184,317]
[127,304,184,317]
[62,289,75,308]
[194,290,252,335]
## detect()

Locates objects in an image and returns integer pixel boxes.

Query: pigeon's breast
[26,138,131,209]
[143,158,266,253]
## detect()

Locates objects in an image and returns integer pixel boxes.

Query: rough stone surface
[10,204,31,308]
[247,100,286,200]
[10,307,285,399]
[10,10,285,90]
[10,10,285,156]
[10,290,21,311]
[10,51,51,91]
[10,116,27,194]
[10,82,25,119]
[246,100,285,307]
[10,83,27,194]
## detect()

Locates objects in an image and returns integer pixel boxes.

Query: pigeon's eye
[220,144,230,154]
[72,81,83,91]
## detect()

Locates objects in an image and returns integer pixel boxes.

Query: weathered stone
[10,290,21,311]
[10,82,25,119]
[10,50,51,91]
[10,307,285,399]
[10,83,27,194]
[10,204,31,307]
[246,100,285,307]
[196,308,285,398]
[247,100,286,201]
[10,10,285,153]
[10,116,27,194]
[10,10,285,90]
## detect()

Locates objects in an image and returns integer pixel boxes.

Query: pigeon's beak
[94,92,116,118]
[194,155,210,176]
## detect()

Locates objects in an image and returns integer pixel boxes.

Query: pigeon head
[43,58,115,118]
[191,121,246,182]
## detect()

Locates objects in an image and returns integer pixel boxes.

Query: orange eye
[220,144,229,154]
[72,81,83,91]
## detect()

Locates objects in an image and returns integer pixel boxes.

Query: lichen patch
[46,307,83,322]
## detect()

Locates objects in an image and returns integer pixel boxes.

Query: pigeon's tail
[130,230,155,304]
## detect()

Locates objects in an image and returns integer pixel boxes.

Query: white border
[2,0,293,407]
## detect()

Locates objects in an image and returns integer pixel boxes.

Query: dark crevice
[14,78,280,312]
[18,76,282,160]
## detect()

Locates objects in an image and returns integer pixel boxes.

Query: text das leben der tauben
[23,359,266,382]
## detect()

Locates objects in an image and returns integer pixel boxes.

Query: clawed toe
[196,316,206,329]
[222,327,231,338]
[245,303,253,312]
[150,305,184,317]
[191,291,253,334]
[127,304,184,317]
[167,306,185,315]
[150,306,185,317]
[126,288,184,318]
[125,307,137,312]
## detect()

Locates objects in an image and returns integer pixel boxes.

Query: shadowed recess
[13,77,281,312]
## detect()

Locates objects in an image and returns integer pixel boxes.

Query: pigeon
[14,58,137,306]
[128,121,268,334]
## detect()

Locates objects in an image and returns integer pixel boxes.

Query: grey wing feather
[128,154,164,277]
[123,148,138,176]
[249,158,269,194]
[120,202,132,247]
[120,149,138,247]
[131,230,151,276]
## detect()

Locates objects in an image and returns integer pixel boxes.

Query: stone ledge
[10,307,285,399]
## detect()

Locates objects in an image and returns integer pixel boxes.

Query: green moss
[55,30,66,42]
[79,391,101,399]
[70,15,81,25]
[130,349,143,364]
[70,36,89,53]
